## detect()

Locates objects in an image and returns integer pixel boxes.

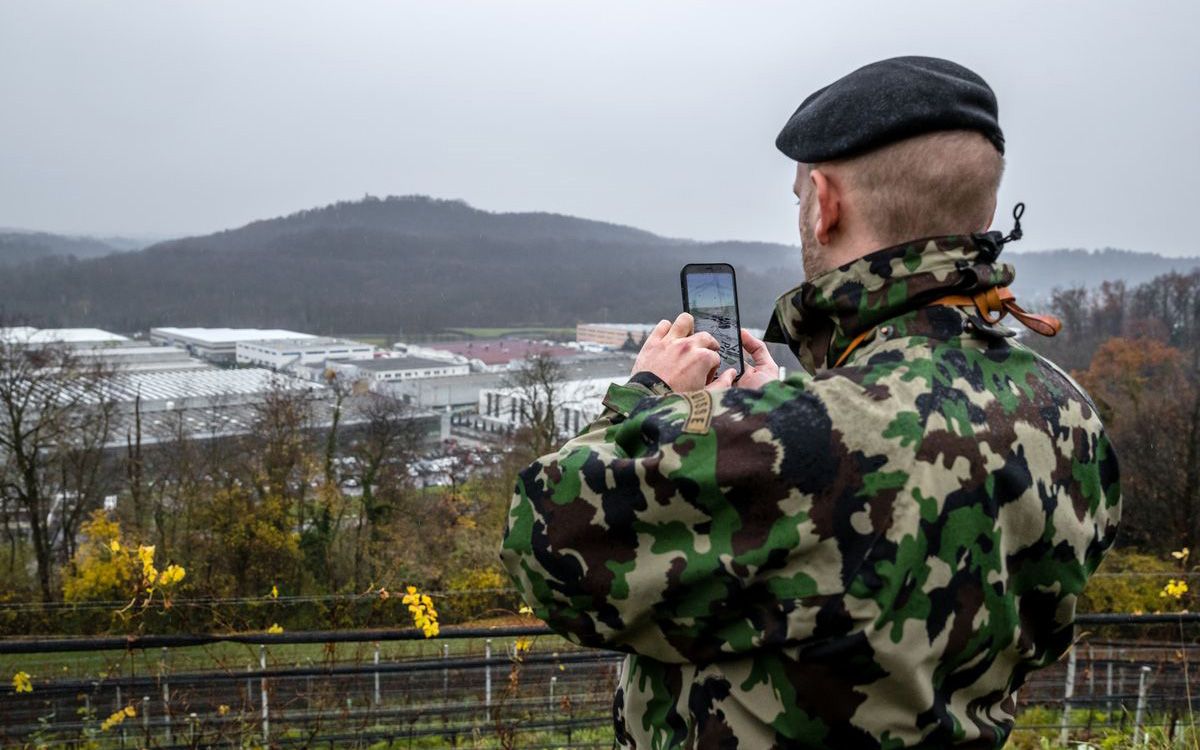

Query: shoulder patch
[681,390,714,434]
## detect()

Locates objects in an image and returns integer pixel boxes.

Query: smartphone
[680,262,744,377]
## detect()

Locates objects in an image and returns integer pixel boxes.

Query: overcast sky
[1,1,1197,255]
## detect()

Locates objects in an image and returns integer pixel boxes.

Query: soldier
[500,56,1120,748]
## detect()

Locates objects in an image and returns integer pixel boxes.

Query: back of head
[827,129,1005,246]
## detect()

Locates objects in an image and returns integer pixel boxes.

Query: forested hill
[0,194,1195,334]
[1007,248,1200,299]
[0,195,796,333]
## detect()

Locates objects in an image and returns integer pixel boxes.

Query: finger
[698,349,721,370]
[741,329,777,370]
[706,368,737,390]
[691,332,719,351]
[667,312,693,339]
[645,319,672,345]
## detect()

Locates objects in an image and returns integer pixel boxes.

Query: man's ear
[810,168,840,245]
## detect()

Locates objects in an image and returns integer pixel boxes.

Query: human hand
[631,313,721,392]
[706,329,780,391]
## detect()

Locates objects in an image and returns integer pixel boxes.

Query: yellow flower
[267,623,284,634]
[513,636,533,660]
[1161,579,1189,600]
[518,604,533,616]
[158,564,186,586]
[109,539,121,553]
[402,585,439,638]
[217,704,230,716]
[12,671,32,693]
[1172,548,1191,562]
[270,584,278,599]
[137,544,158,584]
[100,705,135,731]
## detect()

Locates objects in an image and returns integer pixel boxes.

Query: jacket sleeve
[499,373,866,664]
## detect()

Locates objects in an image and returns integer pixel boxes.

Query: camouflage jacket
[500,233,1121,749]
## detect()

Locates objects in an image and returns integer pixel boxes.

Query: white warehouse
[150,327,318,363]
[236,338,375,370]
[330,356,470,383]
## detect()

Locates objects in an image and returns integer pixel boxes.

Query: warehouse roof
[1,327,130,345]
[423,339,576,366]
[351,356,461,372]
[151,327,318,344]
[240,337,372,352]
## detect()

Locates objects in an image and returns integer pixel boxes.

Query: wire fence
[3,614,1199,748]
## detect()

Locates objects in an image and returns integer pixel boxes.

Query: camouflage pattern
[500,234,1121,749]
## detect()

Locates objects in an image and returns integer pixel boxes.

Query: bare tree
[0,329,118,601]
[347,392,424,589]
[503,353,569,459]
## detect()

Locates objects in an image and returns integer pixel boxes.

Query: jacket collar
[764,231,1015,372]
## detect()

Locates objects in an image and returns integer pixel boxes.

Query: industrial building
[421,339,577,371]
[1,327,131,347]
[149,327,318,363]
[74,367,447,448]
[2,327,212,372]
[383,353,635,416]
[575,323,657,349]
[235,337,375,369]
[329,356,469,383]
[74,344,208,372]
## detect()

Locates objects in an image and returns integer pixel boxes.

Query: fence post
[141,695,150,745]
[485,638,493,721]
[1060,646,1076,746]
[550,674,558,737]
[1132,665,1150,745]
[373,643,381,706]
[1087,644,1095,696]
[442,643,450,702]
[189,712,198,744]
[1106,643,1114,720]
[116,685,126,750]
[162,645,172,746]
[260,644,269,743]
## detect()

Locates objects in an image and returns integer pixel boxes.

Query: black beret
[776,56,1004,163]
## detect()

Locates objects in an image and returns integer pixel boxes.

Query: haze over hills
[0,195,1195,335]
[0,230,149,266]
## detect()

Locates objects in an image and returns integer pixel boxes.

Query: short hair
[822,130,1005,244]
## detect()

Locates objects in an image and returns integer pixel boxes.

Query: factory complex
[3,323,651,449]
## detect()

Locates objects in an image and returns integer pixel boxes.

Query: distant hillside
[0,231,145,266]
[1006,248,1200,301]
[0,195,1195,335]
[0,195,795,333]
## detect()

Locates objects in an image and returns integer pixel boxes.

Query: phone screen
[681,263,744,376]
